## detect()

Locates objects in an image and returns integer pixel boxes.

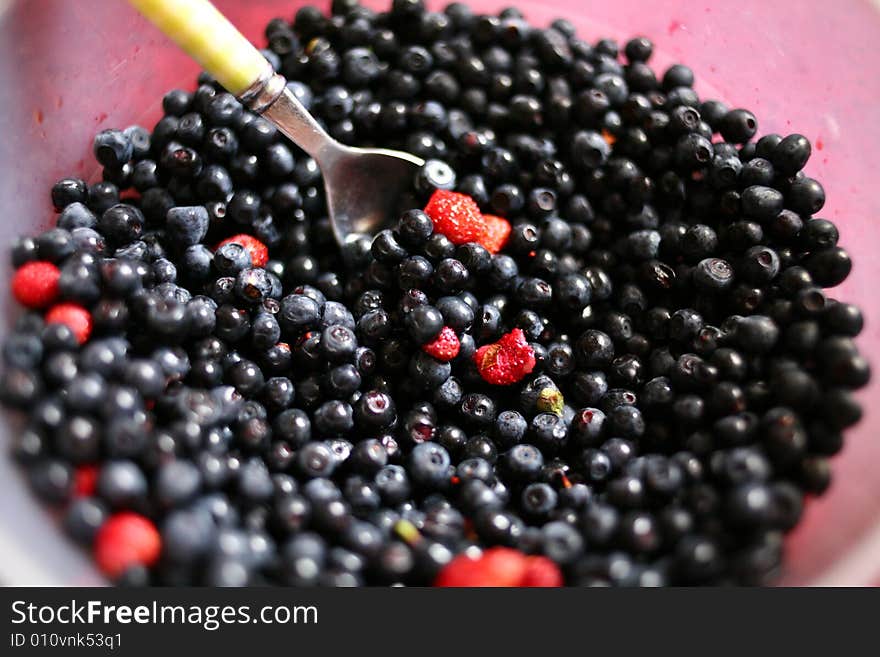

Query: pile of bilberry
[0,0,869,586]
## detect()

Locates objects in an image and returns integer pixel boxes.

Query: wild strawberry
[435,547,527,587]
[423,190,487,246]
[480,214,512,254]
[434,554,486,587]
[479,547,532,586]
[422,326,460,361]
[45,303,92,344]
[94,512,161,578]
[11,261,60,309]
[215,234,268,267]
[520,556,563,587]
[435,547,563,587]
[474,328,536,385]
[73,465,99,497]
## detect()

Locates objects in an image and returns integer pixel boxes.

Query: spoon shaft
[127,0,421,245]
[262,84,337,163]
[129,0,338,164]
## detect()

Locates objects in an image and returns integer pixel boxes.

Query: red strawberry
[424,190,488,246]
[474,328,536,385]
[434,554,486,587]
[520,556,563,587]
[435,547,527,587]
[422,326,460,361]
[479,547,531,586]
[480,214,512,254]
[435,548,564,587]
[215,234,268,267]
[73,465,99,498]
[45,303,92,344]
[11,261,60,308]
[94,512,161,578]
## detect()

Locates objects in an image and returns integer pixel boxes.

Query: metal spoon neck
[237,66,339,164]
[238,65,286,114]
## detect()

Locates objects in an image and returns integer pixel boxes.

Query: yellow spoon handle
[128,0,269,97]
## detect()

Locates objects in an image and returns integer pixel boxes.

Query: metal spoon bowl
[130,0,424,246]
[247,71,425,245]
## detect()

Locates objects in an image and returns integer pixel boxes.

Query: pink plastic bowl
[0,0,878,586]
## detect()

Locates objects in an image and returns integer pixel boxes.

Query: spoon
[129,0,425,245]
